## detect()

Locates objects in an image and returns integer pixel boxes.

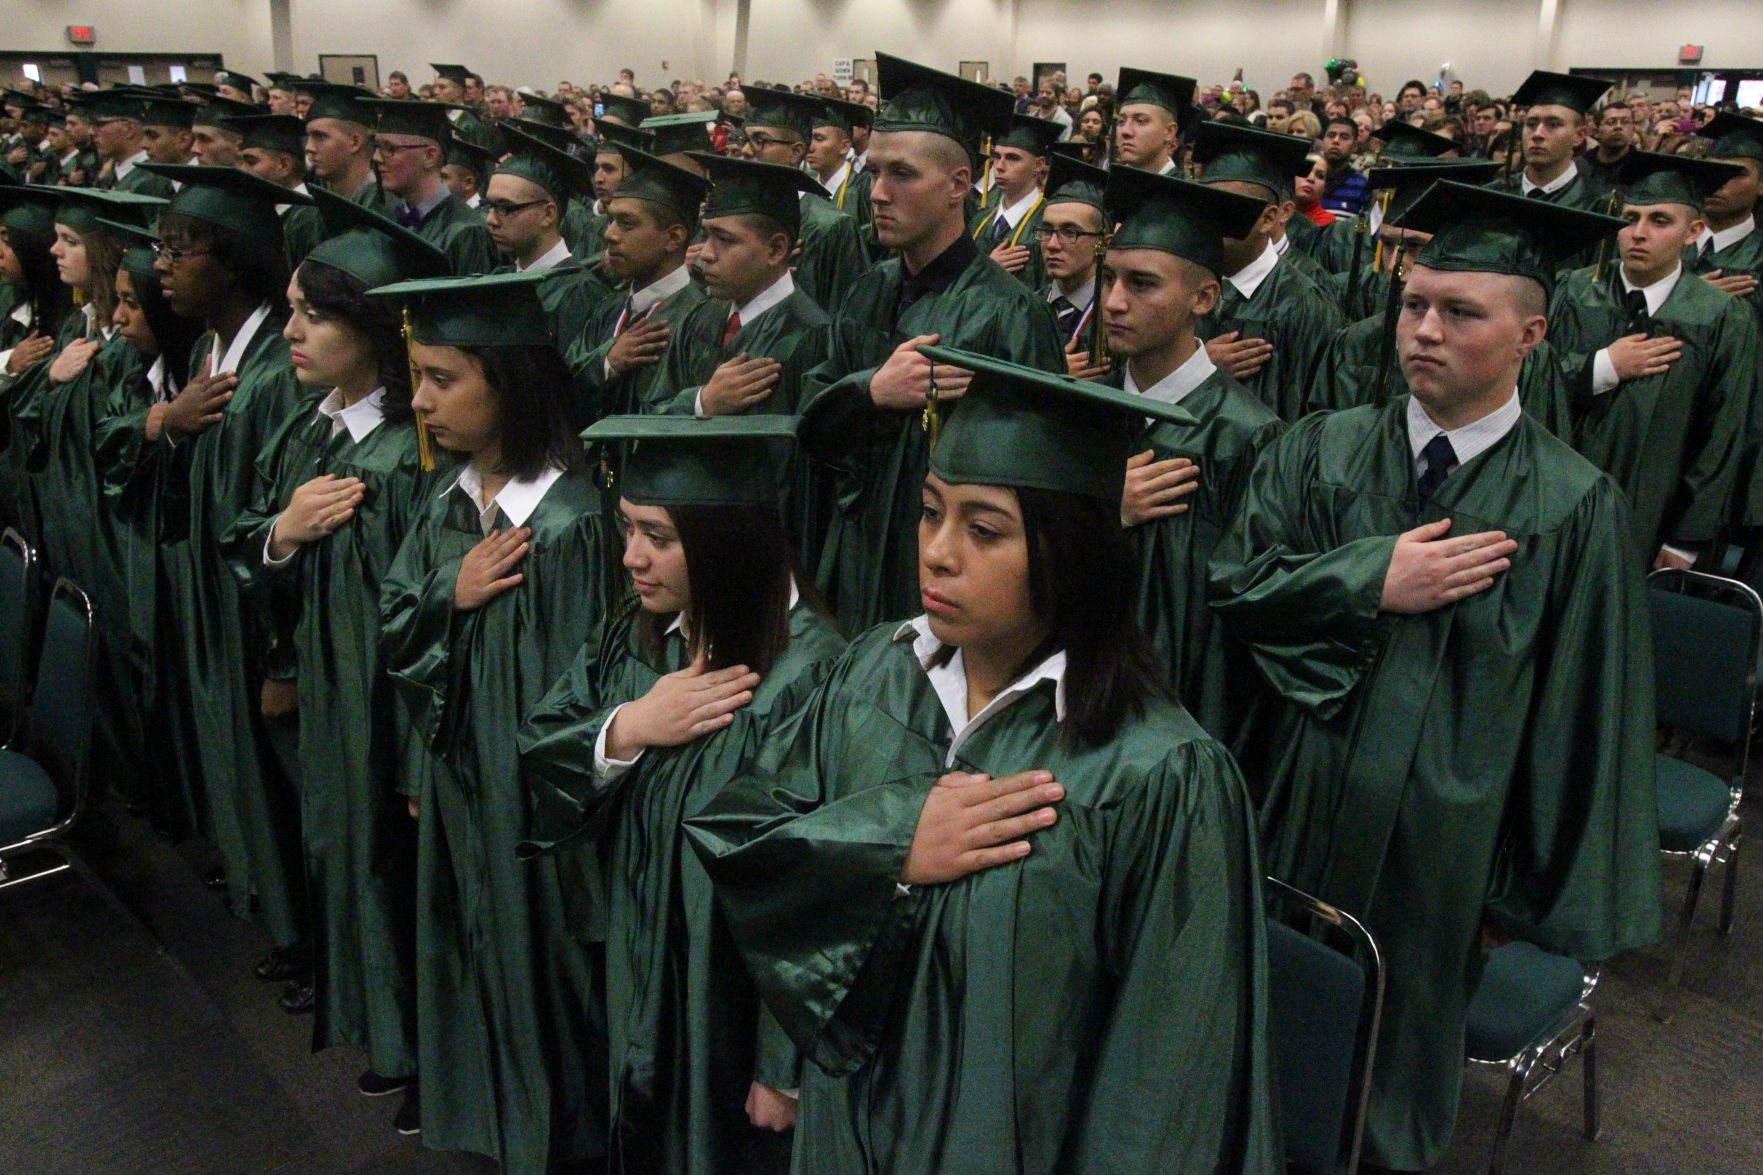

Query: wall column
[269,0,293,71]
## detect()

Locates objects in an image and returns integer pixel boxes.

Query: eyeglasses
[372,140,431,157]
[484,197,549,218]
[1033,224,1104,245]
[150,241,211,265]
[743,133,793,151]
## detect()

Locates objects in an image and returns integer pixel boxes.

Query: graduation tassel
[1371,189,1393,276]
[1087,230,1110,368]
[922,360,943,453]
[403,307,435,472]
[1372,239,1408,403]
[979,134,994,200]
[1591,187,1622,285]
[1345,201,1372,310]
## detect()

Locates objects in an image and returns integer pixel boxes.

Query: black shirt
[893,231,980,327]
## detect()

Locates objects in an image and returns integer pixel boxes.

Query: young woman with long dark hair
[518,416,845,1175]
[226,190,452,1131]
[687,348,1280,1175]
[376,269,621,1172]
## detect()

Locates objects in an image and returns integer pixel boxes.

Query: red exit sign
[66,26,97,45]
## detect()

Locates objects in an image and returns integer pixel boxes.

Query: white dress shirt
[517,238,572,273]
[212,302,274,376]
[1700,213,1756,256]
[113,148,148,183]
[692,272,797,417]
[1521,164,1579,198]
[1590,264,1683,394]
[1125,342,1217,412]
[603,263,694,378]
[1225,240,1280,300]
[453,461,566,535]
[897,615,1068,767]
[263,388,389,566]
[1405,389,1523,475]
[0,300,35,391]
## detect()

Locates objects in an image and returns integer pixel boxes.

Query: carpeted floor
[2,789,1760,1174]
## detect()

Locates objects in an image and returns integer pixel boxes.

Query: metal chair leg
[1486,1051,1533,1175]
[1581,1017,1601,1141]
[1719,827,1743,935]
[1668,848,1714,989]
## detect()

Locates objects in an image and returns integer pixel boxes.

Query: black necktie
[396,204,424,229]
[1050,296,1078,337]
[1624,289,1651,334]
[992,212,1012,245]
[1417,434,1459,504]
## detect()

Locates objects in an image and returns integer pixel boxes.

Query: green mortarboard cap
[581,414,798,510]
[302,82,377,126]
[365,98,458,143]
[1698,112,1763,163]
[1394,180,1624,287]
[1375,118,1458,161]
[264,72,302,90]
[179,82,220,99]
[1365,159,1502,222]
[69,89,146,122]
[609,145,712,222]
[740,87,818,143]
[1193,121,1313,201]
[996,114,1063,156]
[642,111,718,157]
[515,92,572,128]
[915,343,1196,504]
[367,269,556,348]
[690,152,817,237]
[230,113,306,157]
[1,90,36,112]
[508,117,580,154]
[1116,67,1199,131]
[94,216,163,281]
[496,123,593,204]
[218,72,260,94]
[874,52,1015,159]
[815,95,873,135]
[1105,166,1266,272]
[431,64,472,84]
[303,184,451,287]
[38,104,69,128]
[1511,70,1611,118]
[597,92,651,128]
[1044,145,1108,214]
[142,162,309,240]
[1617,150,1745,210]
[134,91,197,130]
[0,184,61,241]
[594,120,655,157]
[446,135,495,185]
[52,186,167,234]
[194,95,264,129]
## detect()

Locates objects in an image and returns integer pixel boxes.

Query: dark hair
[1324,116,1358,139]
[458,341,582,480]
[0,223,73,338]
[73,227,126,324]
[1400,79,1429,97]
[294,258,414,422]
[156,210,290,309]
[128,263,204,387]
[642,197,700,242]
[1014,485,1170,747]
[636,503,808,677]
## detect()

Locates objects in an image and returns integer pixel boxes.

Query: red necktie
[721,309,741,347]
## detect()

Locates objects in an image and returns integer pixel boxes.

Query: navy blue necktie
[396,204,424,229]
[1417,433,1459,504]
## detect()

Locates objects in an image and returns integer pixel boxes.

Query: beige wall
[7,0,276,76]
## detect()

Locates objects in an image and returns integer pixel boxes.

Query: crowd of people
[0,48,1759,1175]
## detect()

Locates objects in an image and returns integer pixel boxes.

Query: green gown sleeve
[379,501,470,746]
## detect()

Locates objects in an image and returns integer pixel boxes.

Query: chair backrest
[1264,876,1384,1175]
[0,528,38,743]
[1648,569,1761,755]
[27,579,94,834]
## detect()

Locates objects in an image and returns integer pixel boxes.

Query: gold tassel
[1591,188,1622,284]
[403,307,435,472]
[1372,190,1393,274]
[922,368,943,453]
[1088,227,1111,368]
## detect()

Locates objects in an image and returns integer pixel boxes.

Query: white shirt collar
[275,182,310,217]
[1705,213,1756,254]
[450,461,566,535]
[1406,390,1523,469]
[447,109,464,123]
[1047,274,1095,310]
[893,615,1068,767]
[8,302,29,328]
[518,237,572,273]
[317,386,386,442]
[733,270,794,321]
[995,186,1043,229]
[467,191,482,209]
[665,579,800,638]
[211,302,274,376]
[146,354,176,401]
[819,160,852,199]
[1226,239,1280,299]
[628,262,693,316]
[1621,262,1683,316]
[115,148,147,180]
[1523,164,1578,197]
[1124,342,1216,408]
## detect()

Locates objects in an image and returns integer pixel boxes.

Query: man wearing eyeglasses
[362,98,495,275]
[1035,149,1110,379]
[71,90,175,197]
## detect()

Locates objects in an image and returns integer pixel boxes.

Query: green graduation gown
[380,465,620,1175]
[112,160,176,198]
[799,240,1064,631]
[518,602,847,1175]
[227,391,443,1079]
[1310,315,1575,439]
[567,271,715,418]
[1116,362,1284,741]
[410,193,499,275]
[1549,264,1760,559]
[1685,224,1763,531]
[1196,252,1345,422]
[967,188,1049,291]
[2,304,89,540]
[1208,398,1662,1170]
[795,191,871,315]
[561,201,603,260]
[281,202,326,272]
[1686,221,1763,323]
[160,310,309,946]
[684,622,1282,1175]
